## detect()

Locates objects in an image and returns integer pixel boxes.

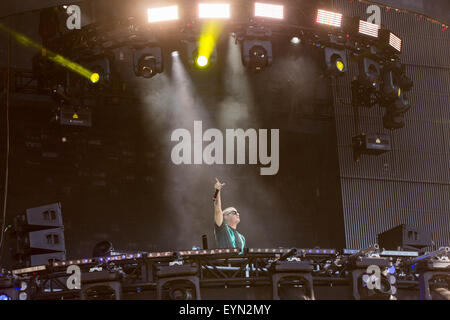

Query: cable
[0,16,11,264]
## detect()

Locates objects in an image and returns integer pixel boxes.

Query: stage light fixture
[324,47,347,75]
[359,20,380,38]
[389,32,402,52]
[133,47,163,78]
[359,57,381,87]
[316,9,342,28]
[378,29,402,53]
[82,57,111,86]
[381,64,413,130]
[148,5,179,23]
[186,41,217,68]
[240,26,273,71]
[196,55,208,67]
[90,73,100,84]
[198,3,230,19]
[18,292,28,300]
[290,37,300,44]
[168,287,193,300]
[242,43,272,71]
[254,2,284,19]
[0,294,11,300]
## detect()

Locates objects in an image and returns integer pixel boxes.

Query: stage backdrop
[331,0,450,249]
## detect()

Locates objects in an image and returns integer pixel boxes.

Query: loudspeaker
[378,224,433,251]
[15,203,63,231]
[12,203,66,267]
[17,228,65,252]
[29,252,66,267]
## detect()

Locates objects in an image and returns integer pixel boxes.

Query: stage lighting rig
[238,25,273,72]
[380,62,413,130]
[133,46,163,78]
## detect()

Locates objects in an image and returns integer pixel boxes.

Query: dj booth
[2,246,449,300]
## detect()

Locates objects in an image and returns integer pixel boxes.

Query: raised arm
[214,178,226,227]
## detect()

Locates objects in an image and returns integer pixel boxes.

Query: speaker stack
[12,203,66,267]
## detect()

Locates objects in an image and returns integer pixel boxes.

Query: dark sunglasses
[225,210,239,216]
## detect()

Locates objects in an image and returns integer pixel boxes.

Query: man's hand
[214,178,225,227]
[215,178,225,191]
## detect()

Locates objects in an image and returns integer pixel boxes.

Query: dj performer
[213,178,246,254]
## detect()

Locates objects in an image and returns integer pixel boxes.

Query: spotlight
[381,63,412,101]
[82,56,112,87]
[0,294,11,300]
[148,5,179,23]
[290,37,301,44]
[171,51,179,57]
[359,57,381,87]
[18,292,28,300]
[248,45,269,70]
[133,47,163,78]
[316,9,342,28]
[186,41,217,68]
[196,55,208,67]
[324,47,347,75]
[254,2,284,19]
[381,64,412,130]
[240,26,273,71]
[168,287,193,300]
[198,3,230,19]
[90,73,100,84]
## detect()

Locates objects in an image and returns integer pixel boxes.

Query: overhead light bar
[148,5,179,23]
[389,32,402,52]
[254,2,284,19]
[359,20,380,38]
[198,3,230,19]
[316,9,342,28]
